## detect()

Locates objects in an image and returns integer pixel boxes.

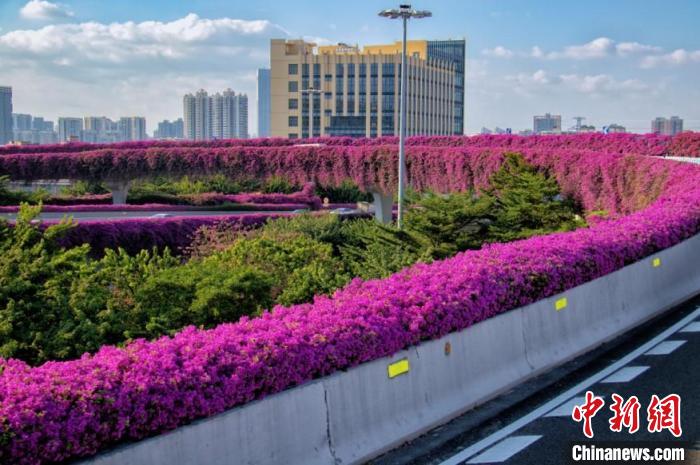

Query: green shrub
[221,233,350,305]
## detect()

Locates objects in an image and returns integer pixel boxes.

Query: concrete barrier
[78,233,700,465]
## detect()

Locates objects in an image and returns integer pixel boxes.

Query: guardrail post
[371,192,394,224]
[105,180,131,205]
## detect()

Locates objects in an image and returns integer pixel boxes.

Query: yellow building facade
[269,39,465,139]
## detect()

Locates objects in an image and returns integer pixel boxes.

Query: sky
[0,0,699,135]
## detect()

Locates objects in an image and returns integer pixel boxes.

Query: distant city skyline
[1,1,699,135]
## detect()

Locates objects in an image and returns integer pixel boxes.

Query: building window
[325,74,332,82]
[288,63,298,75]
[288,98,298,110]
[289,133,298,139]
[302,63,309,77]
[288,81,298,92]
[313,63,321,77]
[289,116,298,127]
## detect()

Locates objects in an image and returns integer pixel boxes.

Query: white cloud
[641,49,700,68]
[482,46,514,58]
[547,37,615,60]
[616,41,662,56]
[1,14,287,135]
[507,70,648,95]
[1,14,276,61]
[19,0,73,21]
[531,38,663,60]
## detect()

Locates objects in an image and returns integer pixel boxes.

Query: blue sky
[1,0,699,134]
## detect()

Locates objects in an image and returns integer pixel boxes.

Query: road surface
[371,297,700,465]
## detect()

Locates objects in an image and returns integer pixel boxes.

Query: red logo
[572,391,605,438]
[571,392,683,438]
[647,394,682,437]
[609,394,641,434]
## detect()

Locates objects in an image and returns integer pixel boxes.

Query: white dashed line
[466,436,542,464]
[644,340,686,355]
[437,307,700,465]
[679,322,700,333]
[600,366,649,383]
[544,396,605,417]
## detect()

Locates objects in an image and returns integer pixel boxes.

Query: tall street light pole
[379,4,431,229]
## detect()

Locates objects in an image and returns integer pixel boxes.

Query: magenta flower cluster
[1,134,698,188]
[53,212,290,256]
[1,141,700,464]
[1,132,696,156]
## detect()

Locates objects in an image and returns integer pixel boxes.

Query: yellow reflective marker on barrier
[555,297,568,311]
[652,257,661,268]
[387,358,410,378]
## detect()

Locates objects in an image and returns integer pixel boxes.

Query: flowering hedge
[51,213,290,256]
[1,134,698,187]
[1,132,697,156]
[0,203,308,214]
[1,147,700,464]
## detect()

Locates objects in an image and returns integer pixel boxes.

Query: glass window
[302,63,309,77]
[288,63,298,75]
[313,63,321,76]
[288,98,298,110]
[288,133,298,139]
[288,116,298,127]
[288,81,298,92]
[335,63,344,76]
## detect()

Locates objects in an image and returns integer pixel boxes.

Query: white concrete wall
[78,233,700,465]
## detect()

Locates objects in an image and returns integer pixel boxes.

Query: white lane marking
[437,307,700,465]
[466,436,542,464]
[679,322,700,333]
[645,340,686,355]
[600,366,649,383]
[544,396,605,417]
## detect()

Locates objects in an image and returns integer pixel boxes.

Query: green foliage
[339,219,432,279]
[0,204,90,363]
[261,176,298,194]
[0,176,49,205]
[0,153,585,366]
[315,180,373,203]
[133,261,272,338]
[403,191,494,259]
[60,180,108,196]
[220,233,349,306]
[484,153,585,242]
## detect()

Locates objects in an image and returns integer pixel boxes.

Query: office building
[533,113,562,134]
[154,119,184,139]
[269,38,465,138]
[652,116,683,136]
[184,89,248,140]
[258,68,271,137]
[13,113,32,131]
[11,113,57,144]
[58,117,83,142]
[0,87,12,145]
[117,116,147,142]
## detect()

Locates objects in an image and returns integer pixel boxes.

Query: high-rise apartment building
[533,113,562,134]
[652,116,683,135]
[184,89,248,140]
[0,87,12,145]
[154,119,184,139]
[184,89,212,140]
[12,113,32,131]
[269,38,465,138]
[58,117,83,142]
[258,68,271,137]
[117,116,147,142]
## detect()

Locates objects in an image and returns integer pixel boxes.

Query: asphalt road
[0,210,294,221]
[371,298,700,465]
